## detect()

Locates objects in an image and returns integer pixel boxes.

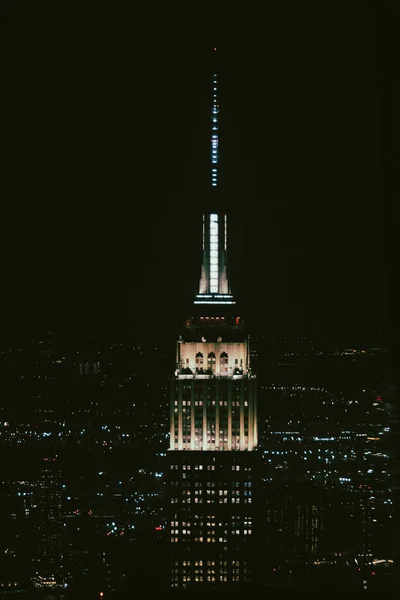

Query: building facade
[33,456,64,589]
[167,49,260,588]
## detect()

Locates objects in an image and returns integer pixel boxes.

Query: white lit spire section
[224,215,227,251]
[209,214,219,292]
[211,73,219,187]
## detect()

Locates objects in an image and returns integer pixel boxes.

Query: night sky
[1,2,398,343]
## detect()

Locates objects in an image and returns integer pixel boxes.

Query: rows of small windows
[170,482,252,502]
[173,560,248,568]
[170,464,251,472]
[171,528,252,536]
[180,480,250,490]
[170,463,251,471]
[172,576,237,583]
[179,490,249,498]
[174,399,249,407]
[172,437,252,449]
[179,380,247,389]
[170,517,251,529]
[170,480,251,496]
[172,576,246,583]
[171,497,251,505]
[171,559,249,583]
[171,481,251,489]
[178,489,251,497]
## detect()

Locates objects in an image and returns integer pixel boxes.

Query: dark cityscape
[0,1,399,598]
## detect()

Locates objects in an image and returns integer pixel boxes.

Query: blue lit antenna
[194,48,234,305]
[211,47,219,188]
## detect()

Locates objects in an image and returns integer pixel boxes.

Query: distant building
[33,456,64,589]
[78,359,101,377]
[293,496,324,561]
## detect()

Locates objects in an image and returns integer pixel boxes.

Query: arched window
[207,352,216,373]
[195,352,203,371]
[220,352,228,374]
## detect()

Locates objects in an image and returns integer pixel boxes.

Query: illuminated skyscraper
[167,48,259,588]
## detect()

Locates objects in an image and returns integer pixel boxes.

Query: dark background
[1,1,398,345]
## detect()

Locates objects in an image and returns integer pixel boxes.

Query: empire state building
[167,48,259,589]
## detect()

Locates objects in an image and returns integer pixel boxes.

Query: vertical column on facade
[178,383,183,450]
[215,378,220,450]
[191,382,195,450]
[203,381,208,450]
[170,382,175,450]
[253,383,258,448]
[248,384,254,451]
[227,380,232,450]
[249,380,258,448]
[239,381,245,451]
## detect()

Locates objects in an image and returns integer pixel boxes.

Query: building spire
[211,47,219,188]
[194,47,235,306]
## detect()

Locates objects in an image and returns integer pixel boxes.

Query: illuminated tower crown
[170,49,257,453]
